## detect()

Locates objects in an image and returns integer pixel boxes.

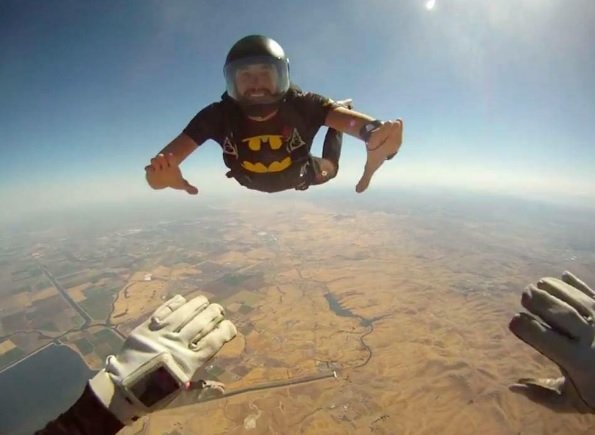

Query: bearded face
[234,64,279,103]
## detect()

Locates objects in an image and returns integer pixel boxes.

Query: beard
[237,88,281,118]
[239,101,280,118]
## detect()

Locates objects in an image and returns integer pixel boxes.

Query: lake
[0,344,95,435]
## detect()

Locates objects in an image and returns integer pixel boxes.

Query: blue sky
[1,0,594,222]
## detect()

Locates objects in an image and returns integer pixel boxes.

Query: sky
[1,0,594,223]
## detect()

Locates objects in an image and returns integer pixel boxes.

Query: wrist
[358,120,383,143]
[89,369,145,425]
[90,353,192,424]
[36,383,124,435]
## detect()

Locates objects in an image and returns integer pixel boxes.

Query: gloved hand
[89,294,237,424]
[509,271,595,412]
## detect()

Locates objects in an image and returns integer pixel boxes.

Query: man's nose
[248,75,260,87]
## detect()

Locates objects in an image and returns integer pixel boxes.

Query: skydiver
[35,294,237,434]
[144,34,403,195]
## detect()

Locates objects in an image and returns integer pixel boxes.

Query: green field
[60,271,94,289]
[222,273,249,286]
[33,278,52,291]
[238,304,254,315]
[0,347,26,369]
[74,338,93,355]
[84,328,124,361]
[80,292,114,320]
[38,321,59,332]
[239,323,254,336]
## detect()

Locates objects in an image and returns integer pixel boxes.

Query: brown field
[169,265,204,281]
[31,286,59,302]
[66,283,90,303]
[111,263,209,332]
[0,339,16,355]
[9,332,52,355]
[1,292,30,315]
[212,251,257,269]
[110,278,168,328]
[1,312,28,333]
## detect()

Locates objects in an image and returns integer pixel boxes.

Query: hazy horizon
[3,185,595,234]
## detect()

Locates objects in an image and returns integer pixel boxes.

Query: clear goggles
[224,56,290,104]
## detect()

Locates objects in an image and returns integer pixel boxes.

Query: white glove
[89,294,237,424]
[509,271,595,412]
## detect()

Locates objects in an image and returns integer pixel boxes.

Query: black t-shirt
[182,90,337,191]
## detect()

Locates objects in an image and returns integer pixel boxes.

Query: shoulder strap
[277,85,310,162]
[218,93,244,171]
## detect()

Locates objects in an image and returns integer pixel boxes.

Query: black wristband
[359,120,383,142]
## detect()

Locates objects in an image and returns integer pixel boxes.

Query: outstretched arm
[158,133,199,165]
[324,105,376,139]
[145,102,224,194]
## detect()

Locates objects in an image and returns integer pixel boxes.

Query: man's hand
[356,119,403,194]
[145,153,198,195]
[509,271,595,412]
[89,294,237,424]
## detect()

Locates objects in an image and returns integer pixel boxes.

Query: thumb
[510,377,565,395]
[508,377,574,411]
[355,165,373,193]
[183,179,199,195]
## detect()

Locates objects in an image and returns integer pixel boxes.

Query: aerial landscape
[2,191,594,434]
[2,1,595,434]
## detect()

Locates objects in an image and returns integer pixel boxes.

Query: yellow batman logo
[242,135,284,151]
[242,157,292,173]
[239,134,292,173]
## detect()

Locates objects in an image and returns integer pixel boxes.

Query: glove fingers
[161,295,210,332]
[562,271,595,299]
[537,278,594,319]
[105,355,126,377]
[150,295,188,329]
[509,312,575,369]
[189,319,237,357]
[522,285,594,342]
[179,302,225,343]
